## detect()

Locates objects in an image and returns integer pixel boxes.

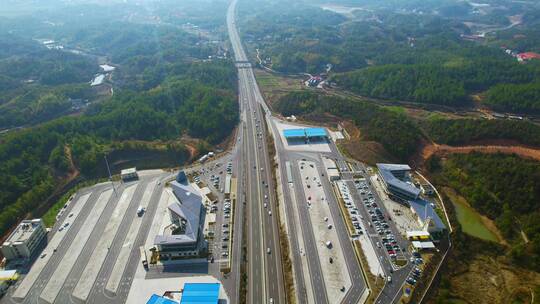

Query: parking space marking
[12,192,92,300]
[72,185,136,302]
[40,189,113,303]
[105,179,157,294]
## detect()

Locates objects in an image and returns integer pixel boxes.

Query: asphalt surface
[2,172,172,304]
[270,124,367,304]
[347,162,415,304]
[227,0,285,303]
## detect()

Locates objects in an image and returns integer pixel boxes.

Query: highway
[227,0,285,303]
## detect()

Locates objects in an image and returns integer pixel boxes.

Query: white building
[121,167,138,181]
[323,157,340,181]
[1,219,46,261]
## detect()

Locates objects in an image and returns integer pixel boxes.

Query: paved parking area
[370,175,422,234]
[106,179,158,295]
[298,160,351,303]
[12,192,93,300]
[4,170,171,304]
[40,188,113,303]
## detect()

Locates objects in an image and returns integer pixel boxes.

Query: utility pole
[104,155,118,197]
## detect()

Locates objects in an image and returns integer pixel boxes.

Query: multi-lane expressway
[227,0,285,303]
[227,0,367,303]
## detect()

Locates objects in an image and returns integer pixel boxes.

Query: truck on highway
[140,246,148,270]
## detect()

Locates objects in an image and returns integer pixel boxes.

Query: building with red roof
[517,52,540,62]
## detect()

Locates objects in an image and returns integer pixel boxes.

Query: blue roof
[305,128,327,137]
[283,129,306,138]
[180,283,220,304]
[409,199,446,230]
[147,294,178,304]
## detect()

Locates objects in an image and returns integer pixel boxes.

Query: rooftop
[305,127,327,137]
[409,198,446,231]
[121,167,137,175]
[155,182,203,245]
[180,283,220,304]
[283,127,328,139]
[377,163,421,198]
[146,294,178,304]
[517,52,540,60]
[0,270,18,281]
[412,241,436,249]
[3,219,43,245]
[406,231,430,238]
[283,128,306,138]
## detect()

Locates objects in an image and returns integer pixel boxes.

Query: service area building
[323,157,340,181]
[283,127,328,143]
[180,283,220,304]
[376,163,420,201]
[154,181,207,258]
[409,198,446,234]
[1,219,46,261]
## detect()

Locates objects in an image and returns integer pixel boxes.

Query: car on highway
[267,248,271,254]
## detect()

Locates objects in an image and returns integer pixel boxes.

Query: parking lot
[297,159,351,303]
[353,178,407,266]
[190,160,235,267]
[4,170,172,304]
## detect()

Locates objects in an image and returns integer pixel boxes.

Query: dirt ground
[339,140,394,164]
[439,254,539,304]
[414,142,540,168]
[337,120,395,164]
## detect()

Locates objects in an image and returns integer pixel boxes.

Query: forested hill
[0,59,238,237]
[434,153,540,271]
[0,0,238,237]
[241,0,540,111]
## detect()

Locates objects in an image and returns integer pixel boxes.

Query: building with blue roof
[283,127,328,142]
[409,198,446,233]
[180,283,220,304]
[147,294,178,304]
[283,128,306,138]
[376,163,421,201]
[305,127,327,137]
